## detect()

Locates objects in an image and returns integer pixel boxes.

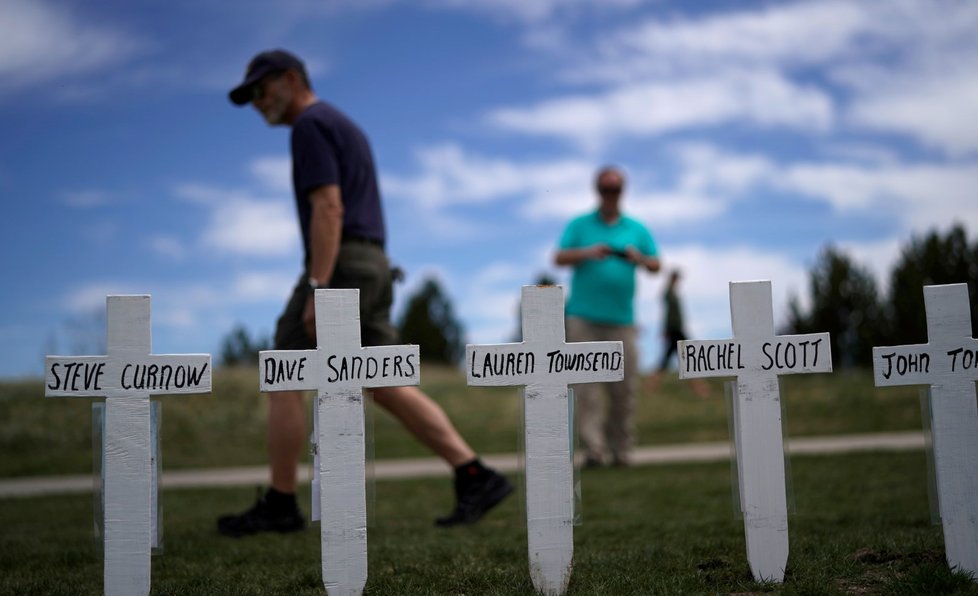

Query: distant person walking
[658,270,686,371]
[652,269,709,396]
[218,49,511,536]
[554,166,660,467]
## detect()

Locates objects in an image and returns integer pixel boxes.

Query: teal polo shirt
[559,210,657,325]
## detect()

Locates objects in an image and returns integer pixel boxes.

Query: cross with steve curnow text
[678,281,832,583]
[873,283,978,578]
[259,288,420,596]
[466,285,623,596]
[45,295,211,596]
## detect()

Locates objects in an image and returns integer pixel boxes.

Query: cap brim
[229,61,281,106]
[229,74,262,106]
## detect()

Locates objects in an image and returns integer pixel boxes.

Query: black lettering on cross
[258,289,419,595]
[44,295,211,595]
[678,281,832,583]
[873,283,978,575]
[465,285,622,596]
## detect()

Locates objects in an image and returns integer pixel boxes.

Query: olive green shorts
[274,242,400,350]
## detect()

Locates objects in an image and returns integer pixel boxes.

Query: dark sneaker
[436,468,514,527]
[217,489,306,537]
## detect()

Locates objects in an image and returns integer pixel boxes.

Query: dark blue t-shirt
[291,101,386,263]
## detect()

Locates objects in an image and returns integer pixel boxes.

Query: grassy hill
[2,367,976,594]
[1,365,927,477]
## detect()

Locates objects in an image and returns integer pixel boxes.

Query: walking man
[218,49,511,535]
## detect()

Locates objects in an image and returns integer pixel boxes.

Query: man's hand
[588,244,614,260]
[623,246,642,263]
[624,246,661,273]
[554,243,612,266]
[302,293,316,341]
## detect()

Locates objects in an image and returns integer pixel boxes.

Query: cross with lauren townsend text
[873,283,978,578]
[466,285,623,596]
[258,288,420,596]
[678,281,832,583]
[44,295,211,596]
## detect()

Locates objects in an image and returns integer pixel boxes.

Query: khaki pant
[275,241,398,350]
[566,316,638,464]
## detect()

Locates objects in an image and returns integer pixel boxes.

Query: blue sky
[2,0,977,379]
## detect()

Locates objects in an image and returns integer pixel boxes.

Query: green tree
[786,246,886,368]
[887,224,978,344]
[219,324,270,367]
[397,277,465,364]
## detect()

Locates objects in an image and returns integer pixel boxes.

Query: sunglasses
[598,185,622,195]
[251,72,285,101]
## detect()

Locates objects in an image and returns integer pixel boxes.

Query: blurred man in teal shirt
[555,166,660,466]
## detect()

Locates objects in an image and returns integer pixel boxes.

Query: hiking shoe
[217,488,306,537]
[436,467,514,527]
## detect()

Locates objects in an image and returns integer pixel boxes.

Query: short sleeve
[558,219,581,249]
[291,117,339,198]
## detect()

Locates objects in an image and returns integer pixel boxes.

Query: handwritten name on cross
[678,281,832,583]
[44,295,211,596]
[259,288,419,596]
[466,285,623,596]
[873,283,978,577]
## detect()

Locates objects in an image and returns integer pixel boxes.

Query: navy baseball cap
[229,49,306,106]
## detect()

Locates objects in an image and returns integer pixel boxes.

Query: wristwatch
[307,277,328,291]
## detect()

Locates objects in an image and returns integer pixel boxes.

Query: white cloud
[426,0,641,24]
[636,244,810,342]
[61,190,115,208]
[487,70,833,148]
[453,260,533,345]
[848,67,978,157]
[776,161,978,232]
[586,0,868,81]
[202,199,299,257]
[63,283,139,314]
[835,236,903,293]
[148,235,188,261]
[511,0,978,156]
[250,156,292,193]
[385,142,740,226]
[231,271,296,302]
[383,143,592,208]
[0,0,142,94]
[176,154,301,258]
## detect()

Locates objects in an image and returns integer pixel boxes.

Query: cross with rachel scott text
[466,285,623,596]
[873,283,978,578]
[258,288,420,596]
[45,295,211,596]
[678,281,832,583]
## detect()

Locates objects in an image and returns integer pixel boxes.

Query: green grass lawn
[2,366,970,594]
[1,452,976,594]
[0,365,927,477]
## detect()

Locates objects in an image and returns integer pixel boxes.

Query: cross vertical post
[678,281,832,582]
[259,288,420,596]
[466,285,624,596]
[873,283,978,577]
[44,295,211,596]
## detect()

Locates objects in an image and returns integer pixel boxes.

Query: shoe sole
[436,477,515,527]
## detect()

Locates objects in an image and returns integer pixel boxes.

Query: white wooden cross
[872,283,978,578]
[44,295,211,596]
[259,288,420,596]
[466,285,623,596]
[677,281,832,583]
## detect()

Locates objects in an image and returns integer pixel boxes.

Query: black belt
[342,235,384,248]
